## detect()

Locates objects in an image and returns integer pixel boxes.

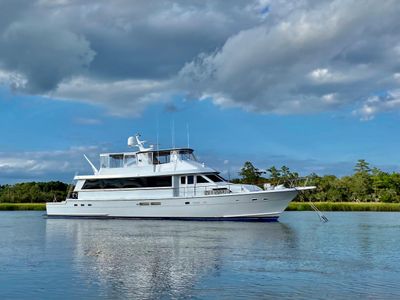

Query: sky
[1,0,400,183]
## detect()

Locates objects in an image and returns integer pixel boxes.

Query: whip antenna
[186,123,190,148]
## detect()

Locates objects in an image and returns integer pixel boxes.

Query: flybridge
[99,149,197,169]
[99,134,197,169]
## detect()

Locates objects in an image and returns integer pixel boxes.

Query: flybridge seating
[99,148,197,169]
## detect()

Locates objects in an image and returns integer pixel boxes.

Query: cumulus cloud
[52,76,173,116]
[0,146,101,183]
[0,21,95,93]
[353,90,400,120]
[0,0,400,118]
[180,0,400,115]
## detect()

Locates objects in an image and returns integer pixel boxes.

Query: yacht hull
[46,189,298,221]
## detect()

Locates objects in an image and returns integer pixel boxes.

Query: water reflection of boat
[45,218,223,298]
[47,134,314,221]
[45,218,298,298]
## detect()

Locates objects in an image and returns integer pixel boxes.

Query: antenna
[186,123,190,148]
[171,119,175,148]
[156,117,160,163]
[156,117,159,151]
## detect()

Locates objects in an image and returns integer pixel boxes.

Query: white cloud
[179,0,400,116]
[353,90,400,120]
[309,69,346,83]
[321,93,338,104]
[0,146,102,182]
[310,68,330,81]
[0,69,28,90]
[51,76,174,116]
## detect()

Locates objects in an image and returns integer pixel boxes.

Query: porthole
[74,204,78,207]
[88,204,92,206]
[81,204,85,206]
[185,202,190,205]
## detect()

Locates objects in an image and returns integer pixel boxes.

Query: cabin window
[196,176,209,184]
[100,156,108,168]
[187,176,194,185]
[153,151,171,164]
[109,154,124,168]
[205,174,224,182]
[124,154,137,167]
[82,176,172,189]
[146,153,153,164]
[180,176,186,184]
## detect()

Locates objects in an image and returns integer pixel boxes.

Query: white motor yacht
[46,134,314,221]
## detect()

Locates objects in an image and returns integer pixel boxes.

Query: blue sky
[1,0,400,183]
[2,87,400,183]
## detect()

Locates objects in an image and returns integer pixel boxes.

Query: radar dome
[127,136,137,147]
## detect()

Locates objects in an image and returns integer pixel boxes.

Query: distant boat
[46,134,314,221]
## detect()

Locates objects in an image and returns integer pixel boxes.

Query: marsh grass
[287,202,400,212]
[0,203,46,211]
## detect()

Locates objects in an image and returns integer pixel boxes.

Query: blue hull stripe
[44,215,279,222]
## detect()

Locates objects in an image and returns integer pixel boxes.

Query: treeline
[233,159,400,203]
[2,159,400,203]
[0,181,68,203]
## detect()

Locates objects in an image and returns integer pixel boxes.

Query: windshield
[205,174,225,182]
[179,150,197,161]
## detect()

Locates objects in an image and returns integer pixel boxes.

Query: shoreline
[287,202,400,212]
[1,202,400,212]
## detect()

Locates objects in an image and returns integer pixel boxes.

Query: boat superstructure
[46,134,314,221]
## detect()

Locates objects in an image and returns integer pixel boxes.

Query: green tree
[239,161,264,184]
[279,165,299,187]
[350,160,373,201]
[267,166,281,185]
[354,159,371,175]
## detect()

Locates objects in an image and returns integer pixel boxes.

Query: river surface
[0,211,399,299]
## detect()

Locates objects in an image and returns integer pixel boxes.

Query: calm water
[0,212,399,299]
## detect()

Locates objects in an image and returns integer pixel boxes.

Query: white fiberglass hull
[46,189,300,221]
